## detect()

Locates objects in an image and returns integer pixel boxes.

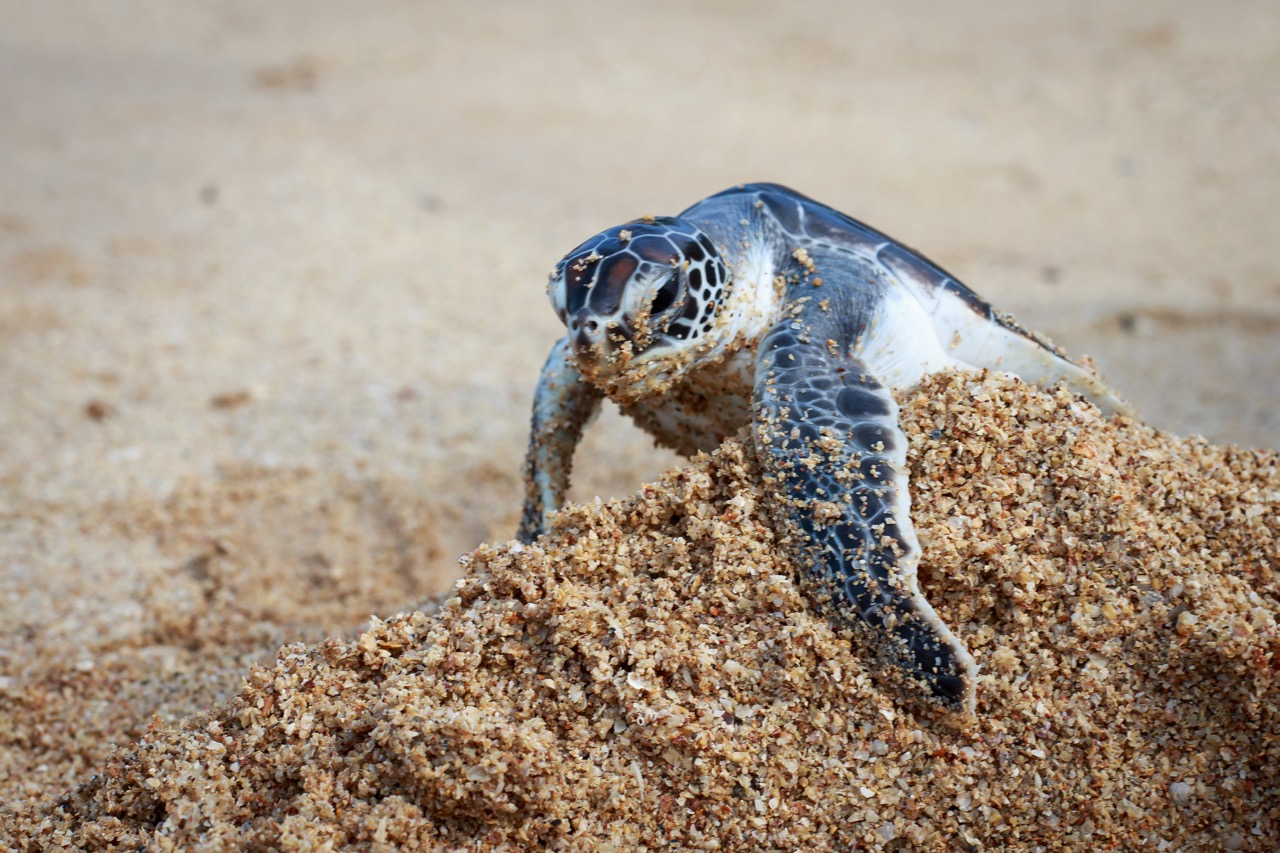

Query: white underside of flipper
[857,280,969,390]
[883,259,1133,417]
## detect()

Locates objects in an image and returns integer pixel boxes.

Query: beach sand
[1,1,1278,849]
[8,374,1278,849]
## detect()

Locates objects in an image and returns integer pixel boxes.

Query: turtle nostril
[571,310,604,339]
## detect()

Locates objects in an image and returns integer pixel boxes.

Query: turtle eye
[650,273,680,315]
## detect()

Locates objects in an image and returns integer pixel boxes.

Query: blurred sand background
[1,0,1277,809]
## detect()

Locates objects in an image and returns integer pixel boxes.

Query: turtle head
[548,217,730,393]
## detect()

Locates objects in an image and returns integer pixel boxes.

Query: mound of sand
[6,372,1278,851]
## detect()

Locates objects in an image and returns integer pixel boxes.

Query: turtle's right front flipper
[753,321,977,711]
[518,338,602,543]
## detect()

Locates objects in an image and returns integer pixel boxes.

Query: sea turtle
[516,183,1130,713]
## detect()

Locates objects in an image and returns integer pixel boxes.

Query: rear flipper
[753,321,977,711]
[952,318,1133,417]
[878,244,1134,417]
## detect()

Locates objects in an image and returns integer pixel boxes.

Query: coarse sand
[5,372,1276,851]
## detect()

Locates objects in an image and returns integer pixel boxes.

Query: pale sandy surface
[0,0,1278,841]
[8,374,1279,850]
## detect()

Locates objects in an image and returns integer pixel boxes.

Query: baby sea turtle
[517,183,1129,712]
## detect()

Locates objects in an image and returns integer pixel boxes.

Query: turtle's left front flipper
[753,320,977,712]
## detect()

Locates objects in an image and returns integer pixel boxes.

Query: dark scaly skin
[754,301,969,704]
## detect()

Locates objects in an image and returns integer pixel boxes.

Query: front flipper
[517,338,602,543]
[753,323,977,711]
